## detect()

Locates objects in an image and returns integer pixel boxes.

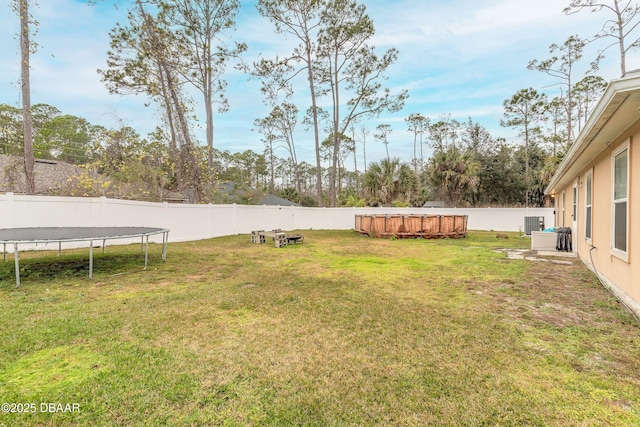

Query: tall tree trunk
[413,132,418,173]
[351,127,358,172]
[20,0,35,194]
[286,128,303,200]
[614,0,627,75]
[269,138,275,193]
[157,58,181,183]
[305,46,323,207]
[167,74,202,200]
[138,0,201,201]
[363,138,367,174]
[205,90,214,174]
[419,131,424,173]
[525,125,530,208]
[293,162,302,201]
[330,52,341,207]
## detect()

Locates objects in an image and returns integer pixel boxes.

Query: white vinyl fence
[0,193,554,250]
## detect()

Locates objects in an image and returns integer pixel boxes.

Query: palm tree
[427,147,479,207]
[362,158,418,206]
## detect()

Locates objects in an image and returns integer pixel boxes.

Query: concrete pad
[494,248,575,265]
[536,251,578,258]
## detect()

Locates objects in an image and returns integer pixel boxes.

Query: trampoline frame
[0,227,169,287]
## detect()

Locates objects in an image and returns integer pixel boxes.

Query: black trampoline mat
[0,227,167,244]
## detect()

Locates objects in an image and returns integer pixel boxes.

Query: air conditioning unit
[524,216,545,235]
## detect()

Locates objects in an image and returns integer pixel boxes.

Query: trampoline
[0,227,169,287]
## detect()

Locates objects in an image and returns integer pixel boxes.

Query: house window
[572,185,578,222]
[585,171,592,241]
[561,191,565,227]
[612,145,629,257]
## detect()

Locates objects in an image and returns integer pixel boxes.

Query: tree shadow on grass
[0,251,159,285]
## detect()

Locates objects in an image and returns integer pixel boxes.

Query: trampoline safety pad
[0,227,169,287]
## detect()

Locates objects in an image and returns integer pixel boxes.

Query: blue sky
[1,0,637,166]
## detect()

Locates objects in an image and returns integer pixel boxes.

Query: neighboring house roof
[0,154,93,194]
[260,194,300,206]
[215,181,300,206]
[422,201,446,208]
[546,70,640,195]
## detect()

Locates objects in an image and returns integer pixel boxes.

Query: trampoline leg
[144,235,149,270]
[89,240,93,280]
[3,243,6,262]
[14,243,20,288]
[162,232,168,262]
[58,242,61,256]
[102,239,106,254]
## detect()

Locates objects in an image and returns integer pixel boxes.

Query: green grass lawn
[1,230,639,426]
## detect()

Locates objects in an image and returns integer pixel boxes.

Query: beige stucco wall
[552,122,639,312]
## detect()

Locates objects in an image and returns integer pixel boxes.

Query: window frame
[611,142,629,261]
[572,183,578,224]
[561,190,566,227]
[585,169,593,242]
